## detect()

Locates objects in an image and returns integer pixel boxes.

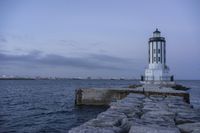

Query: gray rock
[89,110,127,127]
[110,100,142,109]
[127,93,145,99]
[85,118,120,127]
[175,111,200,124]
[129,125,180,133]
[109,102,142,117]
[97,110,126,119]
[140,110,176,127]
[143,103,168,112]
[119,118,132,132]
[192,130,200,133]
[140,116,175,127]
[70,89,198,133]
[144,110,175,117]
[149,95,165,101]
[143,98,153,102]
[177,122,200,133]
[69,125,121,133]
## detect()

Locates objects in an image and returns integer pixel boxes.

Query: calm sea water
[0,79,199,133]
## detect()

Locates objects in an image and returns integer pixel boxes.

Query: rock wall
[69,93,200,133]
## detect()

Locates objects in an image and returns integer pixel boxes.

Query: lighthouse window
[158,49,160,53]
[158,57,160,61]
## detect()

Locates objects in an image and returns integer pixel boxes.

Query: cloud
[89,54,130,63]
[58,40,79,47]
[0,51,130,70]
[0,35,7,43]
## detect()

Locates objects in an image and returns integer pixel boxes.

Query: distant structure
[141,29,174,85]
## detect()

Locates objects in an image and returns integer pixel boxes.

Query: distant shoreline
[0,78,139,81]
[0,78,199,81]
[0,78,35,80]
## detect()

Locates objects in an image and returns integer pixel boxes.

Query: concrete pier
[75,85,190,106]
[69,92,200,133]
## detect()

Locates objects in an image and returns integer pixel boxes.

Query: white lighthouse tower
[142,29,174,85]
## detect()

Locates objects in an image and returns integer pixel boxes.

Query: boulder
[177,122,200,133]
[129,125,180,133]
[175,111,200,124]
[69,125,121,133]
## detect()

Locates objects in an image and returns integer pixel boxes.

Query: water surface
[0,79,199,132]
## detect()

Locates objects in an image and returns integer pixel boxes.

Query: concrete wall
[75,87,190,105]
[75,88,129,105]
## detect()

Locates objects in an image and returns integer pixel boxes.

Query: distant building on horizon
[141,29,174,85]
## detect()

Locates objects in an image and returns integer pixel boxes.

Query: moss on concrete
[171,84,190,91]
[128,84,142,89]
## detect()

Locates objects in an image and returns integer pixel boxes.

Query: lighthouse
[142,29,174,84]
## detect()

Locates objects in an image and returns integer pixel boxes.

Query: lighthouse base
[140,80,175,86]
[141,67,175,86]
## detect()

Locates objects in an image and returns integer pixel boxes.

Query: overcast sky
[0,0,199,79]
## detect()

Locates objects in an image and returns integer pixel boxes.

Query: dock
[69,85,200,133]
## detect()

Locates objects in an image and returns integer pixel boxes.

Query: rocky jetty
[69,93,200,133]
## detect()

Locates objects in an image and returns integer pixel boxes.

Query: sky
[0,0,199,79]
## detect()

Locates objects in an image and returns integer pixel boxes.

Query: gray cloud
[0,35,7,43]
[0,51,130,70]
[89,54,129,63]
[58,40,79,47]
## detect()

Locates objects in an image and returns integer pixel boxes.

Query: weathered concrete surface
[69,93,200,133]
[75,85,189,105]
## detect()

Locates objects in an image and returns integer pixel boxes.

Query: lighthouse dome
[153,28,161,37]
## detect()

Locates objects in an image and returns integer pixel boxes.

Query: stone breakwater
[69,93,200,133]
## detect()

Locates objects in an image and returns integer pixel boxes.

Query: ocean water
[176,80,200,109]
[0,79,138,132]
[0,79,199,133]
